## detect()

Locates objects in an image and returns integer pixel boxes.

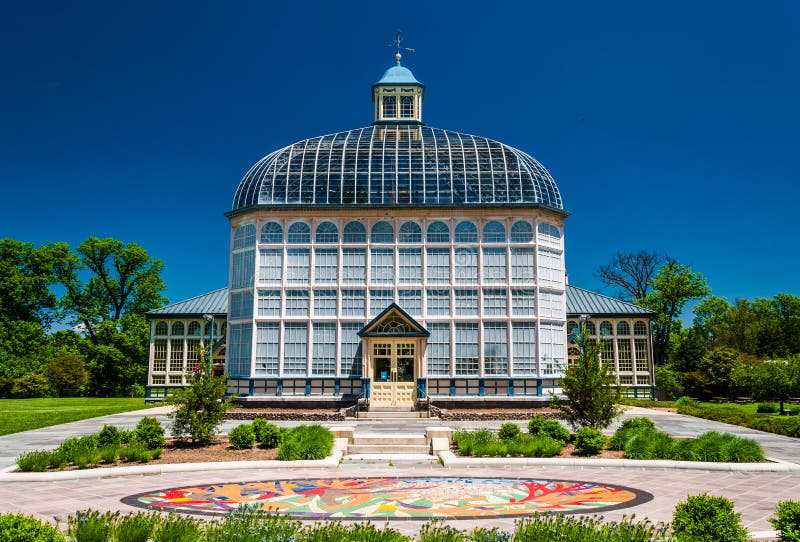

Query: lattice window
[455,323,479,375]
[259,249,282,284]
[426,221,450,243]
[399,289,421,315]
[233,223,256,249]
[314,289,337,316]
[618,340,633,372]
[428,323,451,376]
[635,339,650,372]
[370,248,394,284]
[371,221,394,243]
[482,248,507,284]
[232,250,255,289]
[537,248,563,287]
[538,291,564,319]
[257,290,281,317]
[187,321,201,336]
[634,321,648,335]
[314,249,338,283]
[483,322,508,375]
[512,322,536,375]
[342,248,365,283]
[482,221,506,243]
[260,222,283,243]
[153,340,167,372]
[511,248,534,283]
[617,321,630,336]
[600,339,615,369]
[426,289,450,316]
[171,322,184,335]
[382,95,396,118]
[537,222,562,246]
[399,221,422,243]
[315,222,339,244]
[585,321,597,336]
[340,323,362,376]
[186,339,200,371]
[455,221,478,243]
[343,221,366,243]
[370,289,393,316]
[286,248,309,283]
[169,339,184,372]
[454,248,478,283]
[283,323,308,375]
[230,291,253,319]
[341,289,365,317]
[426,248,450,283]
[455,289,478,316]
[399,248,422,283]
[510,221,534,243]
[285,290,309,316]
[511,289,536,315]
[539,322,565,375]
[483,289,507,316]
[287,222,310,243]
[374,316,414,334]
[400,95,414,118]
[155,322,168,336]
[312,323,336,375]
[255,323,279,375]
[600,321,613,336]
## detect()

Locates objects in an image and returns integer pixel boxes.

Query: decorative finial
[389,29,414,65]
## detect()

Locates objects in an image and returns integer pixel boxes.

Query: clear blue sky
[2,1,798,314]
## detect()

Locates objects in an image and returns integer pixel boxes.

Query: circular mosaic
[122,477,651,519]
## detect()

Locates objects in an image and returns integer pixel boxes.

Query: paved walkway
[0,405,798,536]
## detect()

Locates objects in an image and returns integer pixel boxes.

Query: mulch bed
[147,438,278,464]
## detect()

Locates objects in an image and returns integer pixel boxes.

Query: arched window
[155,321,168,335]
[585,321,596,336]
[537,223,562,245]
[426,221,450,243]
[382,95,396,118]
[172,322,185,335]
[375,316,414,334]
[510,221,534,243]
[220,322,227,336]
[567,320,579,341]
[634,321,648,335]
[371,221,394,243]
[233,224,256,249]
[287,222,310,244]
[454,221,478,243]
[203,321,212,336]
[343,221,366,243]
[483,221,506,243]
[398,222,422,243]
[600,321,613,336]
[187,322,201,336]
[315,222,339,244]
[260,222,283,243]
[617,321,630,336]
[400,96,414,118]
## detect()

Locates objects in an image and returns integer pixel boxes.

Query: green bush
[97,425,121,448]
[676,396,698,408]
[573,427,606,456]
[45,353,89,397]
[133,417,164,450]
[9,374,51,399]
[204,507,302,542]
[120,441,152,463]
[418,519,469,542]
[252,419,282,448]
[505,435,563,457]
[512,514,672,541]
[228,424,256,450]
[609,417,656,450]
[624,429,676,460]
[771,500,800,542]
[497,422,521,441]
[16,450,53,472]
[672,494,748,542]
[527,415,571,444]
[276,424,334,460]
[68,510,117,542]
[98,445,119,464]
[757,402,779,413]
[151,514,202,542]
[452,430,494,456]
[58,434,99,459]
[0,513,65,542]
[114,512,158,542]
[118,430,134,444]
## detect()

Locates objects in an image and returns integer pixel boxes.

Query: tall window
[600,339,615,369]
[341,289,365,317]
[455,221,478,243]
[314,249,338,283]
[153,340,167,372]
[230,291,253,319]
[287,222,310,244]
[399,248,422,283]
[382,95,396,118]
[399,289,421,315]
[426,221,450,243]
[426,289,450,316]
[313,289,337,316]
[600,321,613,336]
[260,222,283,243]
[483,323,508,375]
[257,290,280,317]
[232,250,255,289]
[340,323,362,376]
[285,290,309,316]
[455,289,478,316]
[283,323,308,375]
[537,248,563,287]
[343,221,367,243]
[428,323,451,376]
[454,248,478,283]
[342,248,365,283]
[539,322,565,376]
[370,289,393,316]
[399,221,422,243]
[315,222,339,244]
[400,95,414,118]
[512,323,536,375]
[312,323,336,375]
[233,224,256,249]
[426,248,450,283]
[255,323,279,375]
[483,289,507,316]
[172,322,184,335]
[483,221,506,243]
[227,323,252,377]
[537,222,562,246]
[259,249,282,284]
[511,248,534,283]
[634,321,648,335]
[538,291,564,319]
[455,323,479,375]
[618,341,632,372]
[635,339,650,372]
[510,221,534,243]
[482,248,507,284]
[512,289,536,315]
[286,248,310,283]
[371,221,394,243]
[370,248,394,283]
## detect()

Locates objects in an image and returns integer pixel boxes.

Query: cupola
[372,53,424,124]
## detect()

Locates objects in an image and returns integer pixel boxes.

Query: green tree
[44,353,89,397]
[553,325,621,429]
[736,358,800,415]
[167,348,229,445]
[643,260,710,364]
[671,326,709,372]
[697,347,745,398]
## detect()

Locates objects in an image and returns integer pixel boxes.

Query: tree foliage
[45,354,89,397]
[596,250,664,301]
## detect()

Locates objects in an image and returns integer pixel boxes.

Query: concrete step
[341,453,439,465]
[356,411,429,419]
[353,435,427,446]
[348,443,431,454]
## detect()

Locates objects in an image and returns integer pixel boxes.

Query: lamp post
[203,314,214,380]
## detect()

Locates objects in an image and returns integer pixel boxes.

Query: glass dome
[232,125,562,211]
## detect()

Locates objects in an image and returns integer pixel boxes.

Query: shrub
[676,396,698,408]
[67,510,117,542]
[527,415,571,444]
[166,351,228,445]
[418,519,468,542]
[724,436,765,463]
[497,422,521,441]
[97,425,121,448]
[672,494,748,541]
[114,512,159,542]
[771,500,800,542]
[203,507,302,542]
[10,374,50,398]
[609,417,656,450]
[45,353,89,397]
[452,430,494,456]
[0,513,65,542]
[98,445,119,464]
[505,434,563,457]
[573,427,606,456]
[120,441,152,463]
[512,514,671,541]
[133,417,165,450]
[58,434,99,457]
[16,450,53,472]
[118,430,134,444]
[252,419,282,448]
[276,425,334,460]
[228,424,256,450]
[757,402,779,414]
[151,514,202,542]
[624,429,676,460]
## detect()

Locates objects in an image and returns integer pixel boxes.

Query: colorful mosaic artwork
[123,477,650,519]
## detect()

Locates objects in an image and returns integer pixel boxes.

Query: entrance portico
[358,304,429,408]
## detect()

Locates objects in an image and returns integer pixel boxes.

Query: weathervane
[389,30,415,64]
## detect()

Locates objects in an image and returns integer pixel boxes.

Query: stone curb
[437,451,800,472]
[0,440,347,482]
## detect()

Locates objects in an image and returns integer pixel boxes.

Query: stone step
[342,453,439,464]
[347,444,431,454]
[356,411,429,419]
[353,435,427,446]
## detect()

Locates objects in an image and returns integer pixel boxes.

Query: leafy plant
[67,510,117,542]
[133,416,164,450]
[97,425,121,447]
[166,351,228,445]
[418,519,468,542]
[228,424,256,450]
[120,441,152,463]
[672,494,747,542]
[624,429,676,460]
[0,513,65,542]
[573,427,606,456]
[151,514,202,542]
[98,444,119,464]
[44,353,89,397]
[276,424,334,460]
[675,396,698,408]
[757,402,779,414]
[16,450,53,472]
[497,422,521,441]
[9,374,51,399]
[204,506,302,542]
[527,415,570,444]
[770,500,800,542]
[609,417,656,450]
[252,418,282,448]
[114,511,159,542]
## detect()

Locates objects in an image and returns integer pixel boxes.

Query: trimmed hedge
[678,403,800,438]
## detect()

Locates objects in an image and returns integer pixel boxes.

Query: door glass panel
[396,342,415,382]
[373,343,391,382]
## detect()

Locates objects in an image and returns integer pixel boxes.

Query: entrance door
[370,341,416,407]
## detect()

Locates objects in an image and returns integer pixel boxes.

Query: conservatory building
[145,56,656,407]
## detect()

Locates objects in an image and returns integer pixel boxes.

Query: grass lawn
[0,398,160,436]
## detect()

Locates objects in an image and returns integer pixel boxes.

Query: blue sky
[2,1,798,316]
